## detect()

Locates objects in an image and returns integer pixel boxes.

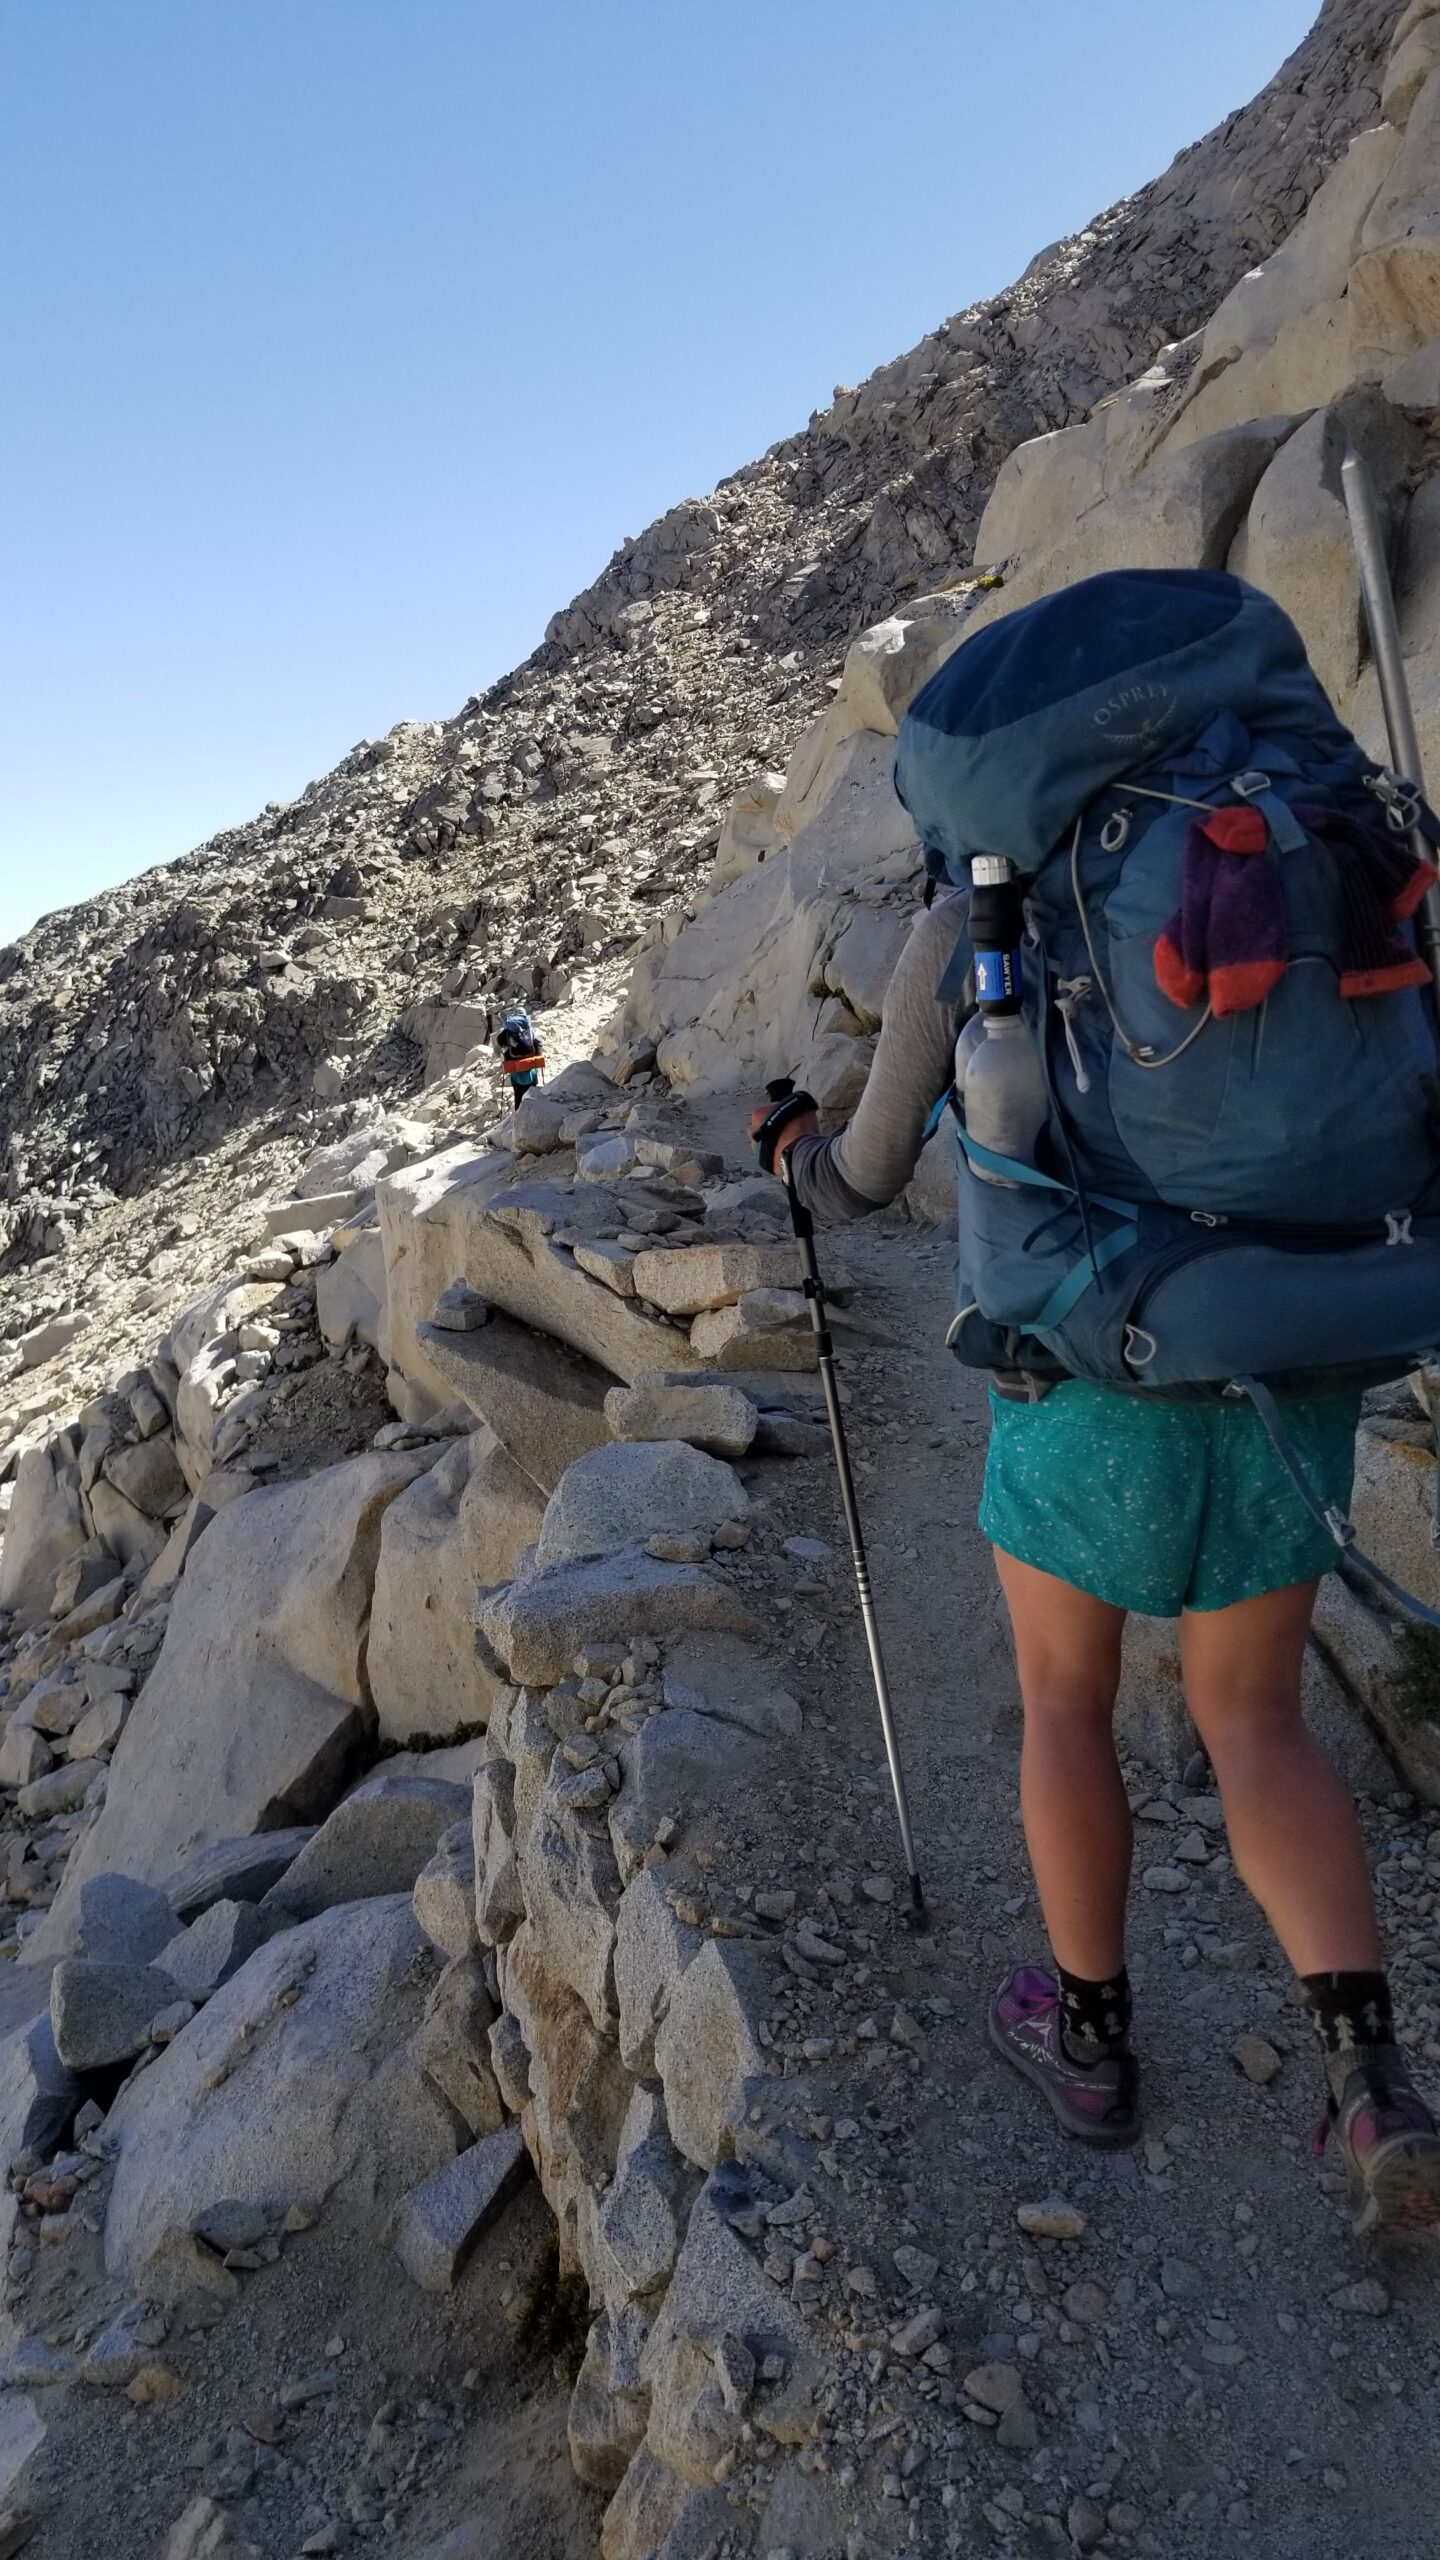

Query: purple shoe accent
[1005,1966,1058,2017]
[1326,2052,1440,2239]
[987,1965,1140,2149]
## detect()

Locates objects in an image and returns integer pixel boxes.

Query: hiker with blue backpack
[496,1007,545,1109]
[753,560,1440,2240]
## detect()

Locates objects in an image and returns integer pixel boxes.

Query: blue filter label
[975,949,1021,1003]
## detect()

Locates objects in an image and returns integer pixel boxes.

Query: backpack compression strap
[1240,1376,1440,1630]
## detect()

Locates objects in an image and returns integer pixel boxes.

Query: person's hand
[748,1098,819,1173]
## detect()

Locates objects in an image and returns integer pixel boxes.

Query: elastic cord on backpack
[1035,943,1104,1291]
[1240,1376,1440,1631]
[1070,812,1215,1070]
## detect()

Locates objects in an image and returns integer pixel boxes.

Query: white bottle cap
[972,855,1013,887]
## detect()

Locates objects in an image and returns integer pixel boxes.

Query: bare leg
[1179,1582,1381,1974]
[993,1549,1131,1980]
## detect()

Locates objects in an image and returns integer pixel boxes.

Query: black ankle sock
[1056,1965,1132,2059]
[1300,1969,1394,2059]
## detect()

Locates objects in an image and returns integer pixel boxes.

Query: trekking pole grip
[753,1078,818,1193]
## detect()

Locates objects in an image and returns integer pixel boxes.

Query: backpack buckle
[1229,770,1273,799]
[1365,768,1423,834]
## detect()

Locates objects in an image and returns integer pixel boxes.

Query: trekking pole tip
[903,1874,928,1930]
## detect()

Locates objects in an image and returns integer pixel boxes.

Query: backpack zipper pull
[1055,977,1093,1094]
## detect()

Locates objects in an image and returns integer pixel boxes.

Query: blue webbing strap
[953,1116,1140,1224]
[944,1107,1141,1334]
[1253,789,1309,855]
[1240,1376,1440,1631]
[1033,1223,1139,1332]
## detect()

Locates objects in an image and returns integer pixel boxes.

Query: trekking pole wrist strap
[753,1086,817,1177]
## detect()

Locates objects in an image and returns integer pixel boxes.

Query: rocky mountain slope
[0,0,1402,1344]
[4,4,1440,2556]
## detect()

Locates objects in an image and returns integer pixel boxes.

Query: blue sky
[0,0,1319,946]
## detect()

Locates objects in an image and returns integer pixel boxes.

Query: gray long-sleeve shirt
[789,891,971,1221]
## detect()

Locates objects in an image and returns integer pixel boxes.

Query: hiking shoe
[1321,2047,1440,2239]
[987,1964,1140,2147]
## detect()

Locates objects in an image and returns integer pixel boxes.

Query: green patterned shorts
[979,1378,1361,1617]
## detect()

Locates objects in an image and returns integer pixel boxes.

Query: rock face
[31,1452,426,1955]
[603,1376,758,1459]
[0,2011,80,2171]
[0,1441,89,1627]
[415,1312,611,1493]
[478,1549,757,1688]
[4,14,1437,2559]
[535,1442,747,1567]
[366,1430,546,1743]
[102,1898,461,2291]
[389,2121,531,2292]
[379,1153,698,1408]
[50,1958,179,2070]
[627,731,922,1095]
[263,1770,470,1919]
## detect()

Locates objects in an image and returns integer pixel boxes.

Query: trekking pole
[1341,444,1440,1005]
[755,1077,927,1924]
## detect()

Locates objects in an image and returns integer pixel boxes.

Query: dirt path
[688,1083,1440,2560]
[16,2176,601,2560]
[12,1088,1440,2560]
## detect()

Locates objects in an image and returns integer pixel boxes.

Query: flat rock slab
[479,1547,758,1688]
[389,2121,530,2292]
[0,2391,45,2504]
[604,1376,758,1459]
[31,1452,427,1960]
[71,1872,179,1968]
[261,1189,362,1237]
[51,1960,179,2071]
[416,1313,610,1494]
[610,1707,763,1883]
[103,1897,461,2293]
[387,1154,696,1391]
[628,1241,801,1318]
[0,2010,80,2171]
[661,1632,803,1741]
[164,1829,317,1923]
[654,1938,771,2171]
[0,1442,90,1629]
[0,1727,54,1791]
[412,1823,479,1961]
[158,1901,288,2002]
[103,1435,188,1519]
[264,1773,470,1920]
[614,1870,704,2079]
[536,1440,748,1566]
[368,1429,544,1745]
[690,1292,817,1370]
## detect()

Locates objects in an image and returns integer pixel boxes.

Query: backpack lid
[895,567,1356,879]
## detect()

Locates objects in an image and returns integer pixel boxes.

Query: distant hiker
[756,566,1440,2240]
[496,1008,544,1109]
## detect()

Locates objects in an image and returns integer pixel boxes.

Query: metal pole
[1340,444,1440,1004]
[775,1139,927,1923]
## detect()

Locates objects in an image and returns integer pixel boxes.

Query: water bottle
[960,855,1048,1186]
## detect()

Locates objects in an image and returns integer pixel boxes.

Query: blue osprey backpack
[894,567,1440,1402]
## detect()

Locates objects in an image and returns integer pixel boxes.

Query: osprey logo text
[1093,681,1176,755]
